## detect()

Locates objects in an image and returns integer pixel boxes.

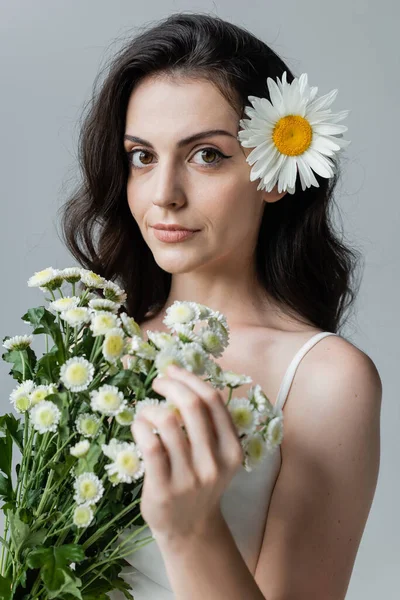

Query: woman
[59,12,382,599]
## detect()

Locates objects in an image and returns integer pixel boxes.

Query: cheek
[200,175,259,225]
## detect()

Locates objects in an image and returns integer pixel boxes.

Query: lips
[152,228,199,243]
[152,224,199,231]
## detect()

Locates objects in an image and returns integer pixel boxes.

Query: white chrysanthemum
[163,300,200,329]
[209,309,229,330]
[60,307,91,327]
[75,413,101,438]
[70,439,91,457]
[102,281,127,304]
[134,397,161,418]
[101,438,144,484]
[102,328,125,363]
[195,303,214,320]
[79,269,107,289]
[204,360,226,390]
[59,267,81,284]
[60,357,95,392]
[115,407,135,426]
[248,384,274,417]
[27,267,59,288]
[90,311,121,337]
[12,393,31,413]
[173,323,201,344]
[10,380,35,405]
[243,433,268,471]
[265,416,284,451]
[208,317,230,347]
[29,384,57,407]
[226,397,256,435]
[120,312,142,338]
[49,296,80,312]
[199,328,225,358]
[88,298,120,313]
[180,342,208,375]
[30,400,61,433]
[73,472,104,505]
[3,335,34,351]
[90,384,127,416]
[237,71,351,195]
[127,336,157,360]
[222,371,253,388]
[73,504,94,528]
[146,330,176,349]
[154,347,185,376]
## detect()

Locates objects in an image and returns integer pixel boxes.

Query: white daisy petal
[237,71,350,194]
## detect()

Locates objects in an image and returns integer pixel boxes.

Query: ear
[261,186,288,204]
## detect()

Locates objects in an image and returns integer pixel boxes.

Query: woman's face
[124,75,285,274]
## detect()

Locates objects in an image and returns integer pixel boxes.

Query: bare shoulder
[253,333,383,599]
[289,332,383,414]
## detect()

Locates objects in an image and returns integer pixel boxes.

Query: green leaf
[106,369,142,390]
[27,544,85,594]
[35,348,61,385]
[8,509,30,556]
[0,431,12,479]
[0,474,13,501]
[1,350,25,383]
[23,306,66,364]
[20,528,47,553]
[49,453,75,478]
[0,574,12,600]
[0,414,24,452]
[53,571,82,599]
[74,439,104,476]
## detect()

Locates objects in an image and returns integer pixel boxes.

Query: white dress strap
[274,331,338,411]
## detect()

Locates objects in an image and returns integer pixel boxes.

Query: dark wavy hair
[57,12,363,333]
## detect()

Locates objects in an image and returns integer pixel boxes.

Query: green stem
[0,514,9,576]
[15,413,29,504]
[35,469,55,517]
[82,498,141,551]
[80,529,154,590]
[34,432,76,480]
[226,385,233,406]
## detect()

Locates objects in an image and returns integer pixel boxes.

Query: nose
[151,159,187,209]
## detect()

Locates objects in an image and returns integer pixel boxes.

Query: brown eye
[192,147,229,167]
[199,149,218,163]
[127,149,154,168]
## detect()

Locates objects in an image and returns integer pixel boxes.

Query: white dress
[110,331,338,599]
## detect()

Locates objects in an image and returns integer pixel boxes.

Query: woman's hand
[130,364,244,542]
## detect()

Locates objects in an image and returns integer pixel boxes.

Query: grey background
[0,1,398,597]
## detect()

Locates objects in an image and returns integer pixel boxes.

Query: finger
[131,415,170,487]
[138,404,193,483]
[164,366,243,465]
[151,377,220,477]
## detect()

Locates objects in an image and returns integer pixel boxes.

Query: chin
[152,252,205,274]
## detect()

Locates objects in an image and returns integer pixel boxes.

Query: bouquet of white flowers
[0,266,283,598]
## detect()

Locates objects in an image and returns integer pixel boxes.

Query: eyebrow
[123,129,237,149]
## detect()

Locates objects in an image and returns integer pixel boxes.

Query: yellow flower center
[248,437,263,459]
[272,115,312,156]
[117,450,139,474]
[82,419,97,435]
[232,408,252,429]
[40,408,54,426]
[31,390,48,406]
[68,364,88,385]
[81,481,97,499]
[102,392,119,409]
[105,336,124,355]
[16,395,30,411]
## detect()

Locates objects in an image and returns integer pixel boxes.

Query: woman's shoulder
[281,329,382,424]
